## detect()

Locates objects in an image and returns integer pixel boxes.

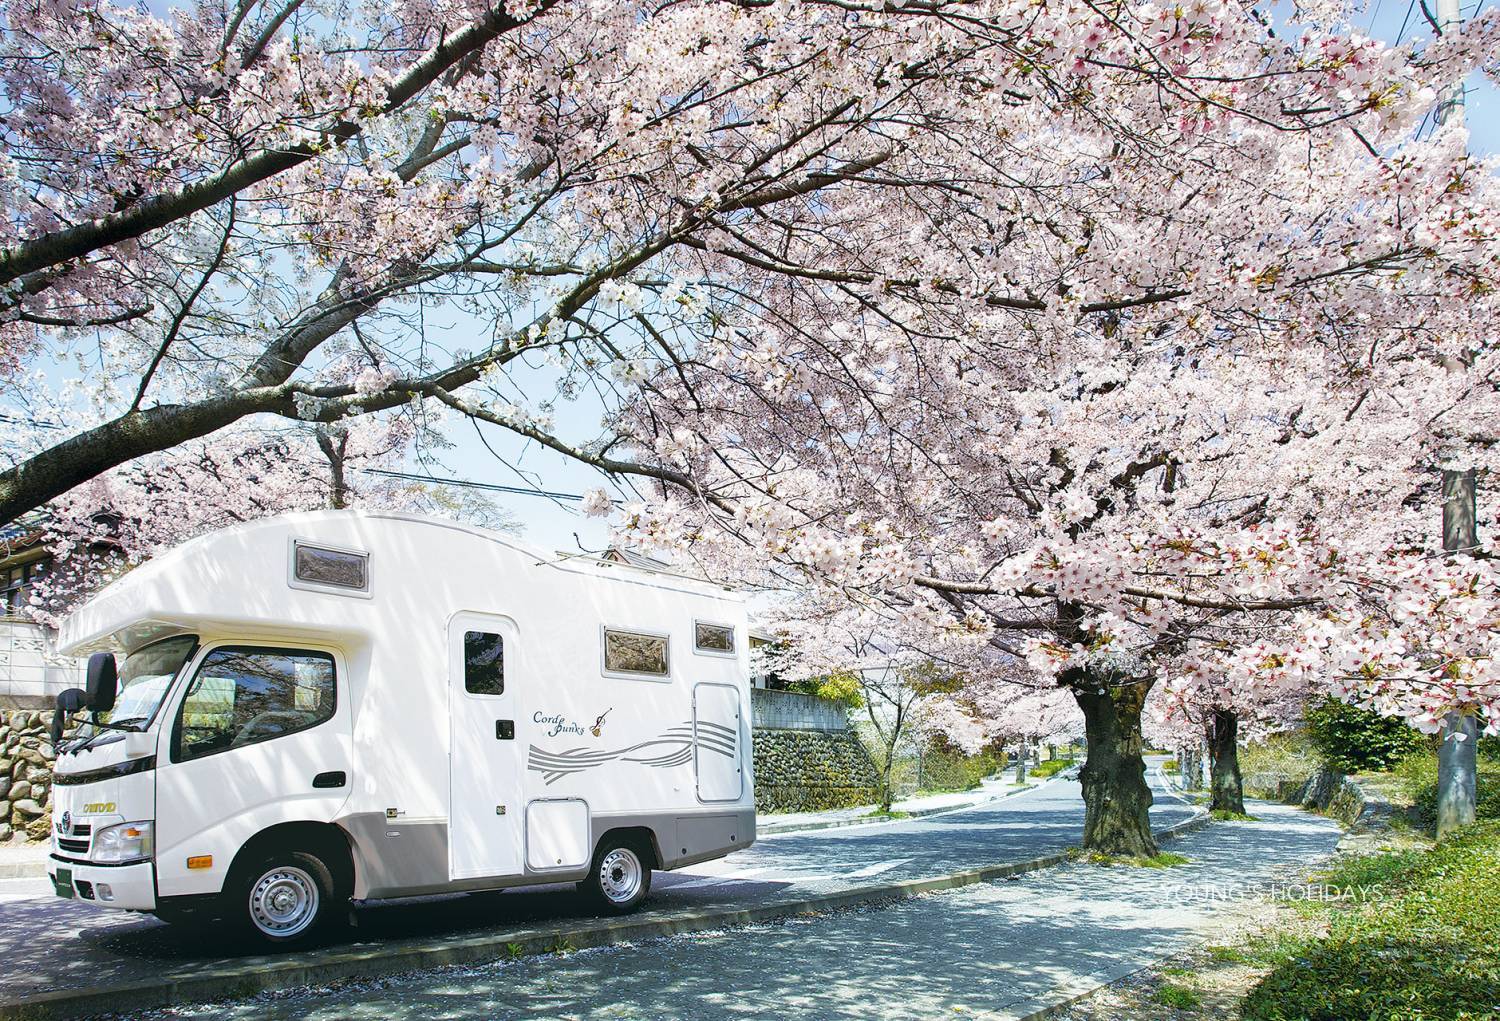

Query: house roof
[600,546,674,572]
[0,510,51,565]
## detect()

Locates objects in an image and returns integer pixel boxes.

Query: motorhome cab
[46,511,755,944]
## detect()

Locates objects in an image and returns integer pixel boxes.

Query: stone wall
[1246,767,1396,832]
[753,729,880,813]
[0,708,61,843]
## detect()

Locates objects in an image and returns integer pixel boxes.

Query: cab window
[174,647,336,762]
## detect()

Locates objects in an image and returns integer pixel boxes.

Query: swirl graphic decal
[528,720,737,785]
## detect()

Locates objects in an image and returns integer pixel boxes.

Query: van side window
[463,631,504,695]
[694,622,735,655]
[603,628,669,677]
[174,647,336,762]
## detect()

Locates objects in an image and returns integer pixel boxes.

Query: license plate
[52,868,73,899]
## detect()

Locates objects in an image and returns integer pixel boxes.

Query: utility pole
[1438,470,1479,837]
[1433,0,1479,841]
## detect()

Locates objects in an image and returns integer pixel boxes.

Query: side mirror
[51,688,88,744]
[85,652,118,713]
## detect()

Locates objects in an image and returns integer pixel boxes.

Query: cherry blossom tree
[568,12,1500,853]
[6,0,1500,857]
[6,0,1497,527]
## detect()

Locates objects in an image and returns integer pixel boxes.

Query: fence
[0,617,82,706]
[750,687,850,732]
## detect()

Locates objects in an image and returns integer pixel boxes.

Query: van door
[448,612,524,881]
[154,643,353,897]
[693,682,744,803]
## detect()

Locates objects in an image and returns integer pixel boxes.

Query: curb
[0,859,47,880]
[0,807,1208,1021]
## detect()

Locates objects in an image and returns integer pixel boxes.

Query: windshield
[80,635,198,736]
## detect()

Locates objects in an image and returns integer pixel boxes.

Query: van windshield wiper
[67,715,150,753]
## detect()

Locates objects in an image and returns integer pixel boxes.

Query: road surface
[0,768,1197,1011]
[146,800,1342,1020]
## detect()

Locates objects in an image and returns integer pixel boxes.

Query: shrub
[1031,758,1072,778]
[1242,821,1500,1021]
[911,748,1003,791]
[1303,698,1429,773]
[1240,731,1320,783]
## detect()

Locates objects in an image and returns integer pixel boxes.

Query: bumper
[48,856,156,911]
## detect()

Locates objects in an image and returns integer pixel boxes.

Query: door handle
[312,771,347,789]
[495,720,515,740]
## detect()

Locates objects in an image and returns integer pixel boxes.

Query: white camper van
[45,511,755,944]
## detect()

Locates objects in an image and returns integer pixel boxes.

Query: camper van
[45,511,755,944]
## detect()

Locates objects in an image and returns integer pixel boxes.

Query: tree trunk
[1015,738,1028,783]
[878,742,897,813]
[1070,672,1158,857]
[1207,708,1245,815]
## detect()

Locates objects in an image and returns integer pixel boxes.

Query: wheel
[579,836,652,914]
[228,850,337,946]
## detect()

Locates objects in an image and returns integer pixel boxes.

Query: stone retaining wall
[1245,766,1395,832]
[753,729,880,813]
[0,708,63,843]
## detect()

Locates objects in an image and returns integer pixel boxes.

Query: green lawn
[1242,821,1500,1021]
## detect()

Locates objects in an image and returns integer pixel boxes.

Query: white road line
[843,858,913,879]
[667,865,777,891]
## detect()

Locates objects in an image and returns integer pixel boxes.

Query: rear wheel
[228,850,337,946]
[579,837,652,914]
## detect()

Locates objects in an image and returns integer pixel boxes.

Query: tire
[579,836,652,914]
[228,849,337,946]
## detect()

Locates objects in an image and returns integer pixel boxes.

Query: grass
[863,808,913,819]
[1241,820,1500,1021]
[1069,848,1191,868]
[1030,758,1074,779]
[1153,984,1202,1010]
[1135,851,1191,868]
[1209,809,1258,822]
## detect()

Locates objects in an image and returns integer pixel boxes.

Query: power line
[356,466,613,503]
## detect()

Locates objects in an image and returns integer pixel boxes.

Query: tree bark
[1070,671,1158,857]
[1207,708,1245,815]
[1014,738,1029,783]
[0,0,559,292]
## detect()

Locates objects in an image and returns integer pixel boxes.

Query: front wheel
[579,837,652,914]
[228,850,337,946]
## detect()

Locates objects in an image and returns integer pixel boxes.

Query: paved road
[0,768,1196,1009]
[152,799,1342,1021]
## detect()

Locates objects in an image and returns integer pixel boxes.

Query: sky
[433,0,1500,554]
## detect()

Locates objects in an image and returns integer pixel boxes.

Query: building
[0,513,84,706]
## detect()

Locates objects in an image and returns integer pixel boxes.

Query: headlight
[92,821,154,864]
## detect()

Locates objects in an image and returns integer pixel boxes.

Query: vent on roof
[292,541,369,593]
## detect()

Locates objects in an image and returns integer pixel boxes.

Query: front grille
[57,837,89,854]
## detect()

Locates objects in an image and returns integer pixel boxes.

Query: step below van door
[447,612,524,881]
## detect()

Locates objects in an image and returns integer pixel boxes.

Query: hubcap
[248,865,319,938]
[598,847,642,904]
